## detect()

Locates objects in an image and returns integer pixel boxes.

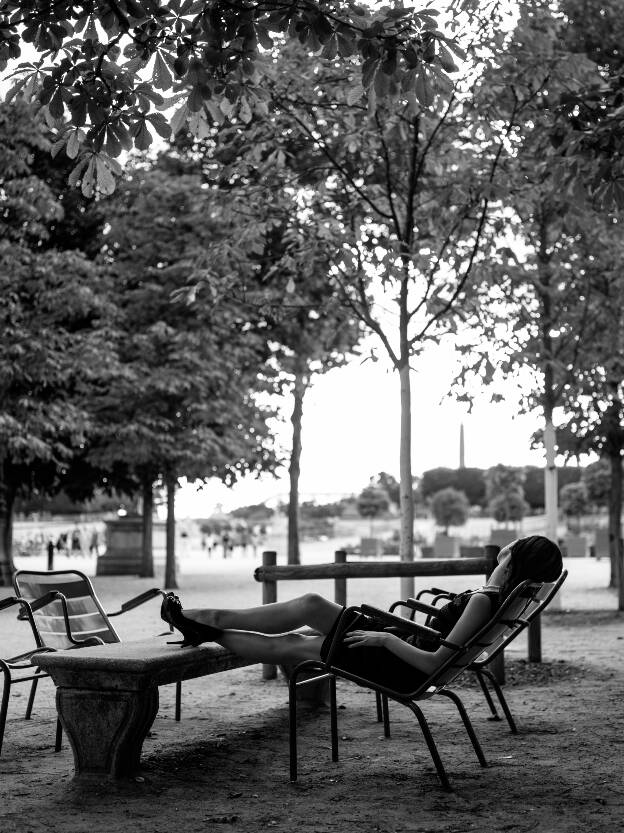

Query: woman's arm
[343,592,493,676]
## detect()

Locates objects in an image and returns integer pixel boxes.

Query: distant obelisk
[459,422,465,469]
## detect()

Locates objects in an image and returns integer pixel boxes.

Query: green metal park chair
[1,593,61,755]
[387,569,568,732]
[288,578,545,790]
[12,570,176,745]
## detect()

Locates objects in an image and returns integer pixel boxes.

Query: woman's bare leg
[184,593,341,635]
[214,631,325,664]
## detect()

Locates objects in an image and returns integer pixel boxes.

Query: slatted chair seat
[289,579,549,791]
[12,570,170,747]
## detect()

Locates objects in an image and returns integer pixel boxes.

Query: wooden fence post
[334,550,347,607]
[261,550,277,680]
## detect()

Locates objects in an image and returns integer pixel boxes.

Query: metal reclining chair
[289,579,545,791]
[12,570,174,745]
[1,594,62,755]
[389,570,568,732]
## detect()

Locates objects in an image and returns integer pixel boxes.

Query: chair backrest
[469,569,568,669]
[424,579,546,691]
[13,570,120,650]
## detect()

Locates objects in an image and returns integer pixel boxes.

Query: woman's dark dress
[320,587,502,696]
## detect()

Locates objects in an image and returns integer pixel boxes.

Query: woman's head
[495,535,563,594]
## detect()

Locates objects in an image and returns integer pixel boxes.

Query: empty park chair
[1,594,60,755]
[289,579,543,790]
[11,570,180,725]
[389,570,568,732]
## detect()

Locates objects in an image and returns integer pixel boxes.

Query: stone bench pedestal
[35,639,254,781]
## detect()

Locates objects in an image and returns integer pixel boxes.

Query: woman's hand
[342,629,394,649]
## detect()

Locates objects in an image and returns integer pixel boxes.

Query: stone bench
[34,638,256,781]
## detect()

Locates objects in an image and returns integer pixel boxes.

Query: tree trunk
[398,360,415,601]
[287,368,307,566]
[537,217,559,549]
[164,473,178,589]
[607,451,623,607]
[140,471,154,579]
[0,463,15,586]
[543,417,558,544]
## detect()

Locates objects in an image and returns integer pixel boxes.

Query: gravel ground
[0,554,622,833]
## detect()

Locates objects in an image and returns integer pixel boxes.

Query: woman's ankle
[184,608,220,628]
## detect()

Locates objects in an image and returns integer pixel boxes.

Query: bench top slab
[33,637,255,690]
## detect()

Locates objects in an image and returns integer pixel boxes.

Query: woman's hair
[503,535,563,597]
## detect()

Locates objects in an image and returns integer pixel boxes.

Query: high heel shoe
[160,592,221,647]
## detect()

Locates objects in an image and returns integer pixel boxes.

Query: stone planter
[360,537,383,557]
[433,533,459,558]
[96,518,169,576]
[563,533,587,558]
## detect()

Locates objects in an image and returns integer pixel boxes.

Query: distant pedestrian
[89,530,99,556]
[47,540,55,571]
[222,531,231,559]
[71,529,82,555]
[239,529,250,557]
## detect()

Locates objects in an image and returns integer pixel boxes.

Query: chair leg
[405,701,451,791]
[288,669,300,782]
[329,674,338,763]
[438,689,488,768]
[175,681,182,722]
[475,669,501,720]
[55,717,63,752]
[0,663,10,757]
[382,694,391,738]
[375,691,383,722]
[480,669,518,734]
[25,675,40,720]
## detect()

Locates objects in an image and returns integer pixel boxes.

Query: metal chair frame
[0,594,61,755]
[12,570,178,730]
[390,570,568,732]
[289,580,542,791]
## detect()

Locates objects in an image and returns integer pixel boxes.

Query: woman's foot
[160,593,222,647]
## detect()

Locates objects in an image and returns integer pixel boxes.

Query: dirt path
[0,608,622,833]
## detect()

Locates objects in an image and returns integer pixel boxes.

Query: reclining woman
[161,535,562,694]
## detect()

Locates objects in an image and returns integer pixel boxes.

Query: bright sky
[176,332,549,517]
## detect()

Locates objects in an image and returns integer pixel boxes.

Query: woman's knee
[299,592,328,615]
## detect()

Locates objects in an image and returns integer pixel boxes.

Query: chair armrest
[403,598,443,617]
[107,588,163,617]
[416,587,455,601]
[10,647,56,665]
[0,595,23,612]
[359,605,461,650]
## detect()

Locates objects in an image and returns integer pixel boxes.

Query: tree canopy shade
[0,101,116,583]
[0,0,469,195]
[94,153,282,583]
[549,0,624,209]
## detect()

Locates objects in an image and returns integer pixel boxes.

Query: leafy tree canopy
[357,483,390,519]
[430,486,468,531]
[90,154,281,488]
[559,481,588,519]
[1,0,468,195]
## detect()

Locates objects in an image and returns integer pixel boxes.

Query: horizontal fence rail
[254,553,499,583]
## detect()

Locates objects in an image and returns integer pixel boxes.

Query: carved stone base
[57,685,159,780]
